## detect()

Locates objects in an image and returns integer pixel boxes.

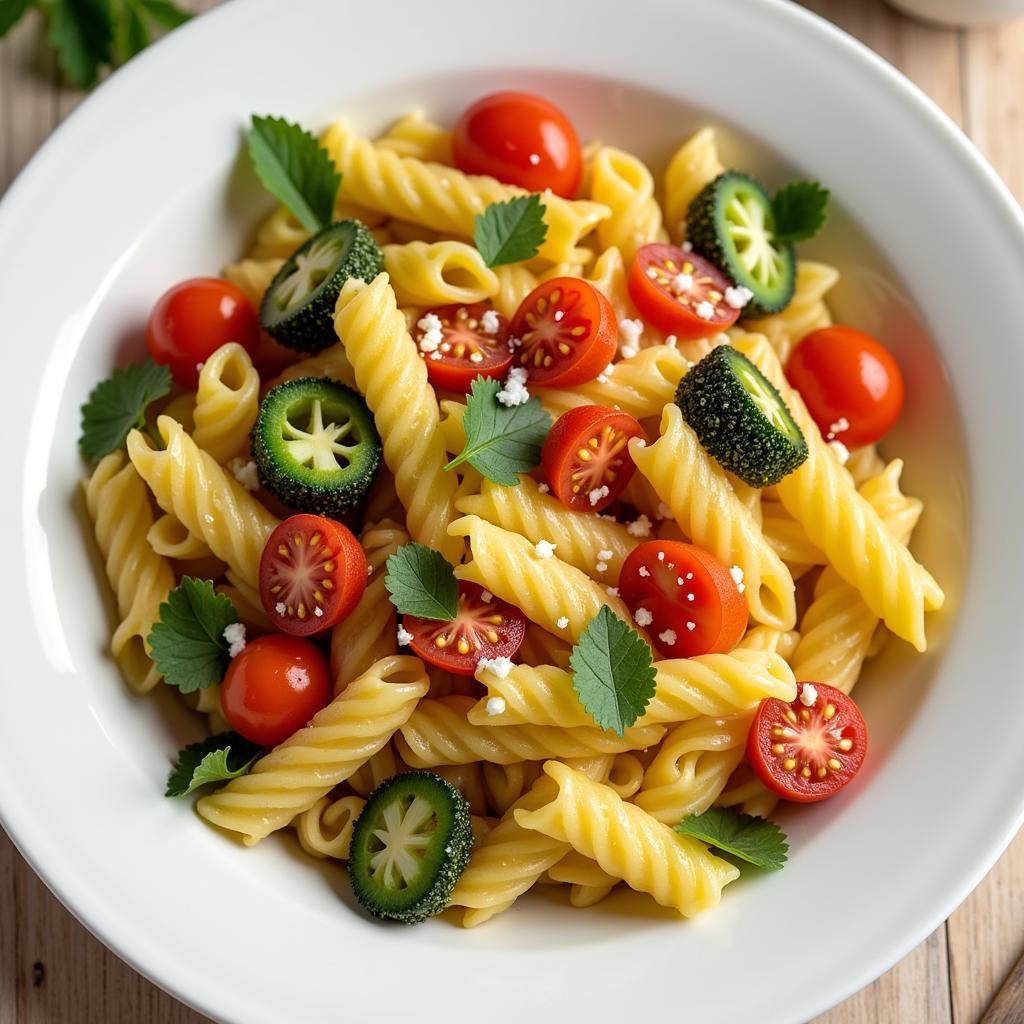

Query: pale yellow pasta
[158,390,197,432]
[267,339,358,391]
[192,343,260,464]
[737,624,801,661]
[847,443,886,486]
[449,515,633,643]
[215,580,272,632]
[589,146,667,263]
[84,452,175,694]
[294,795,365,861]
[382,240,498,307]
[249,202,387,261]
[606,753,645,800]
[196,655,429,844]
[515,762,739,916]
[374,110,453,164]
[126,416,280,590]
[733,333,944,650]
[321,119,609,264]
[716,773,781,820]
[481,761,544,817]
[517,622,572,670]
[491,264,540,319]
[548,850,619,908]
[147,512,214,561]
[433,763,488,817]
[663,127,724,236]
[222,257,283,310]
[630,403,797,629]
[395,695,666,768]
[437,400,467,456]
[761,500,826,566]
[334,274,462,562]
[346,742,408,798]
[582,246,643,325]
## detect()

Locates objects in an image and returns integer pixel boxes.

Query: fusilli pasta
[382,240,498,307]
[663,127,724,237]
[192,343,260,464]
[589,146,667,263]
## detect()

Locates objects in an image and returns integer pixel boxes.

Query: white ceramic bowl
[0,1,1020,1021]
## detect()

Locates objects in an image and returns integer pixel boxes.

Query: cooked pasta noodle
[663,127,724,236]
[516,622,572,670]
[294,794,365,860]
[266,339,357,391]
[382,240,499,307]
[215,580,272,632]
[374,110,453,164]
[589,146,667,263]
[147,512,214,561]
[345,742,408,798]
[222,257,283,310]
[547,850,619,908]
[433,762,488,816]
[481,761,544,817]
[192,343,260,464]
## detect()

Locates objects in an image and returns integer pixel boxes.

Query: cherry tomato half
[541,405,644,512]
[402,582,526,676]
[628,244,740,339]
[414,302,513,393]
[747,682,868,803]
[619,540,748,658]
[786,325,905,448]
[452,91,582,198]
[220,634,331,747]
[258,514,367,636]
[147,277,260,389]
[510,278,617,387]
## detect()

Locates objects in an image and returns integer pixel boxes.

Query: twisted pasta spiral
[382,240,498,307]
[547,850,619,908]
[222,257,283,310]
[147,512,214,561]
[192,343,260,464]
[266,339,357,391]
[345,741,408,798]
[294,794,366,861]
[481,761,544,817]
[249,202,387,261]
[374,110,453,164]
[663,127,724,236]
[589,146,667,263]
[516,622,572,670]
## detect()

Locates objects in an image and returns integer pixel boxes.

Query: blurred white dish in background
[887,0,1024,25]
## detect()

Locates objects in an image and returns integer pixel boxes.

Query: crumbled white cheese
[416,312,444,352]
[554,309,564,322]
[658,629,677,647]
[603,363,615,376]
[828,439,851,465]
[275,601,286,615]
[695,300,715,320]
[480,309,500,335]
[223,622,247,658]
[597,549,613,562]
[729,565,746,594]
[670,272,694,295]
[682,241,693,252]
[195,362,205,373]
[469,352,484,363]
[485,696,507,716]
[626,515,652,538]
[314,606,323,617]
[638,566,651,578]
[228,458,260,492]
[396,625,414,645]
[606,586,619,597]
[686,621,696,631]
[829,417,850,437]
[656,550,665,561]
[724,285,754,309]
[429,352,442,361]
[657,502,673,520]
[619,318,644,355]
[588,485,610,507]
[477,655,513,679]
[634,607,654,627]
[285,666,309,689]
[685,572,693,580]
[677,577,685,586]
[664,335,678,349]
[620,345,638,359]
[633,438,646,448]
[534,539,557,559]
[536,482,550,494]
[596,374,609,384]
[556,615,570,630]
[497,366,530,407]
[595,561,608,573]
[686,593,696,602]
[481,590,493,603]
[799,683,819,707]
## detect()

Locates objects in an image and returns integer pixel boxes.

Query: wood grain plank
[978,946,1024,1024]
[0,834,17,1024]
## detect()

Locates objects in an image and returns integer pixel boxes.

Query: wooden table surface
[1,0,1022,1020]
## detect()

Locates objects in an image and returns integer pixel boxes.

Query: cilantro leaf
[79,358,172,462]
[1,0,34,37]
[248,115,341,235]
[384,543,458,620]
[675,807,789,871]
[165,732,263,797]
[569,606,656,737]
[772,181,830,245]
[474,195,549,267]
[136,0,191,29]
[147,578,239,694]
[444,376,551,486]
[48,0,114,88]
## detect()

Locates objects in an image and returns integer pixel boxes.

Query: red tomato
[628,244,740,339]
[510,278,617,387]
[747,682,868,803]
[541,405,644,512]
[452,92,582,198]
[619,540,747,658]
[403,582,526,676]
[220,634,330,746]
[414,302,513,393]
[786,326,905,448]
[258,515,367,636]
[147,277,260,389]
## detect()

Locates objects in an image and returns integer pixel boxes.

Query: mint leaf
[569,606,656,737]
[147,578,239,694]
[474,195,548,268]
[136,0,191,28]
[675,807,789,871]
[385,543,458,620]
[48,0,114,88]
[1,0,34,36]
[772,181,830,245]
[248,115,341,235]
[115,0,150,62]
[79,357,172,461]
[444,376,550,486]
[165,732,263,797]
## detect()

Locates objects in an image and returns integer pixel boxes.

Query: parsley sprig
[772,181,830,245]
[384,544,459,621]
[166,732,263,797]
[474,195,548,267]
[675,807,789,871]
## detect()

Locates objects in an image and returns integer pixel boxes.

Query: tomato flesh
[510,278,617,387]
[403,582,526,676]
[786,325,905,448]
[541,405,644,512]
[619,540,747,658]
[147,277,260,389]
[220,634,331,747]
[258,514,366,636]
[452,91,582,198]
[748,682,868,803]
[414,302,513,393]
[628,244,740,339]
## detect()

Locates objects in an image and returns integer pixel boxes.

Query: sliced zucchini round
[260,219,383,353]
[686,171,795,318]
[675,345,807,488]
[251,377,381,516]
[348,771,473,924]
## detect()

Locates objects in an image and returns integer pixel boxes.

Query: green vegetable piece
[772,181,830,245]
[79,357,172,462]
[348,771,473,923]
[686,171,796,317]
[569,606,657,737]
[675,807,789,871]
[136,0,191,29]
[248,115,342,236]
[165,732,263,797]
[260,219,383,354]
[474,194,549,268]
[115,0,150,62]
[384,543,459,621]
[675,345,807,488]
[1,0,35,36]
[48,0,114,88]
[251,377,381,516]
[147,577,239,694]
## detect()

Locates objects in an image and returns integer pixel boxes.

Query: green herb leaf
[675,807,789,871]
[444,376,551,486]
[569,606,656,737]
[248,115,341,235]
[79,357,172,461]
[136,0,191,29]
[165,732,263,797]
[147,578,239,694]
[0,0,35,37]
[474,194,549,267]
[48,0,114,88]
[772,181,830,245]
[384,543,459,621]
[115,0,150,62]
